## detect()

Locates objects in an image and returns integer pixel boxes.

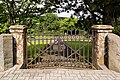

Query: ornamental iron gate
[26,27,95,69]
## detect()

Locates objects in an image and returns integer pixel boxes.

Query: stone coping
[92,25,114,30]
[0,34,12,36]
[9,25,27,30]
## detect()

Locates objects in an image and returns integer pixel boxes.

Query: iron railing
[26,28,96,69]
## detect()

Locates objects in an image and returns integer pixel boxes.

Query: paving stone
[0,65,120,80]
[24,77,29,80]
[2,77,10,80]
[17,77,25,80]
[58,71,65,74]
[8,77,14,80]
[92,75,100,80]
[69,74,77,76]
[73,77,80,80]
[34,77,42,80]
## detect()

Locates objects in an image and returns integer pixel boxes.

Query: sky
[56,11,75,17]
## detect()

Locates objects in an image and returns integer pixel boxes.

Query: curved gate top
[26,27,95,69]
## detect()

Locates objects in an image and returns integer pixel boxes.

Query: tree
[0,0,57,33]
[45,0,120,33]
[112,17,120,36]
[26,13,61,34]
[0,0,57,24]
[40,13,60,30]
[1,0,120,35]
[0,2,10,33]
[60,17,79,34]
[60,17,78,30]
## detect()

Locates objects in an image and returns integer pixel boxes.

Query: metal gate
[26,27,95,69]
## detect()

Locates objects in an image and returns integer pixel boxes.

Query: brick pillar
[0,34,13,71]
[9,25,27,65]
[92,25,113,69]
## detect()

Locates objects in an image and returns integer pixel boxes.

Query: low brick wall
[0,34,13,71]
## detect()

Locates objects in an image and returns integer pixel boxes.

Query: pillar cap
[92,25,114,30]
[9,25,27,30]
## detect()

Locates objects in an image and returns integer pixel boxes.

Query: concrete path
[0,65,120,80]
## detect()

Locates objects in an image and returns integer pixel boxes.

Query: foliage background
[0,0,120,35]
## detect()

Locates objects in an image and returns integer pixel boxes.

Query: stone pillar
[0,34,13,71]
[9,25,27,64]
[92,25,113,69]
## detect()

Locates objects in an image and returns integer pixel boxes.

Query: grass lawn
[65,41,92,56]
[27,40,92,61]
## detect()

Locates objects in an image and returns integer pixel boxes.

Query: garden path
[0,65,120,80]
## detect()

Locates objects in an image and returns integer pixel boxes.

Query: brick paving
[0,65,120,80]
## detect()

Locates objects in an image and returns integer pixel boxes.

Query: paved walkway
[0,65,120,80]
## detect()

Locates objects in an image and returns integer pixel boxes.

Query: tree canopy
[60,17,78,30]
[49,0,120,24]
[0,0,120,35]
[0,0,57,33]
[0,0,57,24]
[40,13,60,30]
[47,0,120,34]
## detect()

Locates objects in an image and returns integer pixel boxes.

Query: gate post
[92,25,113,69]
[9,25,27,65]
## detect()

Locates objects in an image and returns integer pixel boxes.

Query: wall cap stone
[92,25,114,30]
[9,25,27,30]
[1,34,13,36]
